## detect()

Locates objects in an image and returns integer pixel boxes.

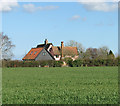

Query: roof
[52,46,61,55]
[62,47,78,56]
[36,43,52,49]
[51,46,78,56]
[22,48,43,60]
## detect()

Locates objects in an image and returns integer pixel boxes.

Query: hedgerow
[2,60,63,67]
[2,57,119,67]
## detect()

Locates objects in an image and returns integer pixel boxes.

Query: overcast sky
[1,1,118,60]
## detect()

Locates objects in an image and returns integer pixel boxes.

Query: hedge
[64,58,119,67]
[2,60,63,67]
[2,58,119,68]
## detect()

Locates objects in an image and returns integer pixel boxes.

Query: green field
[2,67,118,104]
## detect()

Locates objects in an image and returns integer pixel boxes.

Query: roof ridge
[32,47,44,49]
[63,46,77,47]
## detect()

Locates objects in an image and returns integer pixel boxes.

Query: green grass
[2,67,118,104]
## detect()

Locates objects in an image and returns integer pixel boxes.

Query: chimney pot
[61,41,64,48]
[45,39,48,45]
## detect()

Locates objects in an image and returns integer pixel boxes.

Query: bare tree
[83,46,109,60]
[0,33,15,60]
[65,40,85,58]
[97,46,109,59]
[84,48,98,59]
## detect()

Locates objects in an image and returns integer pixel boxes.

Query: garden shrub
[63,58,73,67]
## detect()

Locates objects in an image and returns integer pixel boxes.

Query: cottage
[22,39,78,61]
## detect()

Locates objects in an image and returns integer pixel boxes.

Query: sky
[1,1,118,60]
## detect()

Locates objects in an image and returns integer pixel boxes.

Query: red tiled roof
[52,46,78,56]
[22,48,43,60]
[63,47,78,56]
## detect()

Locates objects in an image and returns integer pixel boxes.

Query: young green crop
[2,67,118,104]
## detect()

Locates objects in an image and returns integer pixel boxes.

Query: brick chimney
[44,39,48,45]
[61,41,64,59]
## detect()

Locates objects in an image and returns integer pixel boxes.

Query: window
[34,51,37,55]
[30,51,33,55]
[56,55,59,58]
[42,52,46,56]
[49,48,52,52]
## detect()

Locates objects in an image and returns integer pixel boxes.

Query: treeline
[2,57,119,68]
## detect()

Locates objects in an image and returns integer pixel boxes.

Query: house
[22,39,78,61]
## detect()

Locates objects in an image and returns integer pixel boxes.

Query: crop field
[2,67,118,104]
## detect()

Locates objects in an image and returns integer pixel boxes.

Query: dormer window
[34,51,37,55]
[30,51,33,55]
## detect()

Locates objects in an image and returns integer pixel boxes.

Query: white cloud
[71,15,80,20]
[95,21,115,27]
[78,0,118,12]
[81,2,117,12]
[23,4,59,13]
[78,0,118,2]
[70,15,87,21]
[0,0,18,12]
